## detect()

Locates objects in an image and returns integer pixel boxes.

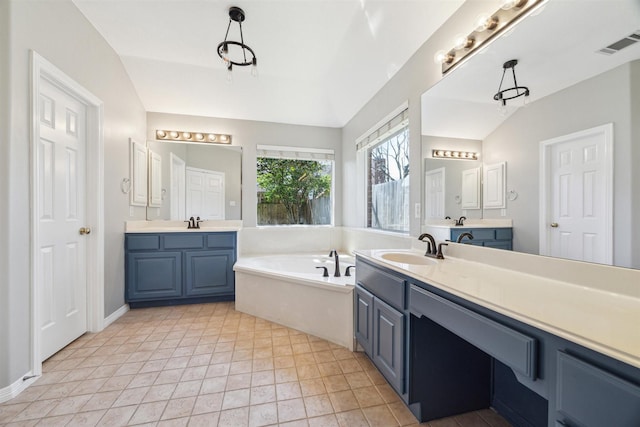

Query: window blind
[356,108,409,151]
[256,145,334,161]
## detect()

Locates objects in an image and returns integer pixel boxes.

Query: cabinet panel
[127,235,160,251]
[373,297,404,394]
[207,233,235,248]
[409,285,536,379]
[556,352,640,427]
[127,252,182,300]
[354,285,374,356]
[185,249,235,296]
[356,260,405,311]
[164,234,205,249]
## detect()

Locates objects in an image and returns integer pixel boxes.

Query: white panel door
[37,77,88,360]
[203,171,225,220]
[461,167,481,209]
[541,124,612,264]
[425,168,445,220]
[148,150,162,208]
[186,168,204,218]
[170,153,186,220]
[483,162,506,209]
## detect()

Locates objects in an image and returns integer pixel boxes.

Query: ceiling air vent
[597,30,640,55]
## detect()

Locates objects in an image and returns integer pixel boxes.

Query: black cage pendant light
[217,6,257,82]
[493,59,530,115]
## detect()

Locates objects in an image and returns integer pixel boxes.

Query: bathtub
[234,253,355,350]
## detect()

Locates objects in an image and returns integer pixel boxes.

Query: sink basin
[379,252,438,265]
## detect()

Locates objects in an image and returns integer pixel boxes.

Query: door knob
[79,227,92,235]
[550,222,559,228]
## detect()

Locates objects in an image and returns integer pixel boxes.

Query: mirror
[421,0,640,269]
[145,140,242,221]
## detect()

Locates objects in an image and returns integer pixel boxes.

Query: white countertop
[125,220,242,233]
[356,248,640,370]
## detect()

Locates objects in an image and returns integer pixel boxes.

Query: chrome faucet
[418,233,447,259]
[456,232,474,243]
[328,250,341,277]
[455,216,467,226]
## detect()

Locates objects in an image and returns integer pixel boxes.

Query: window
[256,145,334,226]
[358,109,409,233]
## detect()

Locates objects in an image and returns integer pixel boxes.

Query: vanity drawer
[495,228,513,240]
[409,284,536,379]
[163,234,205,249]
[207,233,236,248]
[126,235,160,250]
[556,352,640,427]
[356,260,405,311]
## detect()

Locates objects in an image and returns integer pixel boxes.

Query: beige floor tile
[157,415,190,426]
[48,394,93,416]
[66,408,106,426]
[218,406,249,427]
[80,390,121,412]
[205,363,230,378]
[345,371,373,389]
[143,383,178,403]
[230,360,253,375]
[303,394,334,418]
[248,402,278,427]
[201,376,227,394]
[275,368,299,384]
[335,408,370,427]
[276,382,303,401]
[161,396,196,420]
[352,385,385,408]
[277,398,307,423]
[328,390,360,413]
[112,386,150,407]
[297,365,322,381]
[96,405,136,426]
[251,370,275,387]
[388,401,419,426]
[226,373,252,391]
[12,399,61,421]
[172,380,202,398]
[36,413,74,426]
[188,411,220,426]
[454,411,491,427]
[308,413,339,427]
[322,375,350,393]
[221,388,250,410]
[0,402,30,423]
[362,404,400,427]
[299,379,326,397]
[274,355,296,369]
[129,400,168,424]
[192,392,224,415]
[250,385,277,405]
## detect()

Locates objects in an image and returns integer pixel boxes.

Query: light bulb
[497,102,508,116]
[208,134,217,142]
[251,57,258,78]
[219,135,229,143]
[226,63,233,83]
[523,94,531,106]
[156,130,166,138]
[195,133,204,141]
[169,131,179,139]
[453,34,473,50]
[475,13,498,32]
[182,132,192,139]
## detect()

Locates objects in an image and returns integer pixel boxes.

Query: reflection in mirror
[145,140,242,221]
[422,136,482,223]
[421,0,640,269]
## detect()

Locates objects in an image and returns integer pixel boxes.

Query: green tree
[257,158,331,224]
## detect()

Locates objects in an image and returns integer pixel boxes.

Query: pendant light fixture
[493,59,530,115]
[217,6,258,82]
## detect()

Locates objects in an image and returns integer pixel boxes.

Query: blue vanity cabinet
[125,232,237,307]
[355,259,407,398]
[449,227,513,250]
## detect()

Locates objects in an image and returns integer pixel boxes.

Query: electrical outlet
[414,203,420,219]
[501,208,507,217]
[129,206,135,217]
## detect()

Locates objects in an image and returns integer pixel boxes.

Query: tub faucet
[328,250,341,277]
[457,232,474,243]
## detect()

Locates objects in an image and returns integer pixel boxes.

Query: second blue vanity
[125,231,237,307]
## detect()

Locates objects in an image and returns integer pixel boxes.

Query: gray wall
[482,62,637,268]
[341,1,481,236]
[147,112,342,227]
[1,0,146,389]
[631,62,640,270]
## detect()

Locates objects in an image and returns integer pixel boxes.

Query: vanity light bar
[432,149,478,160]
[434,0,546,74]
[155,129,232,144]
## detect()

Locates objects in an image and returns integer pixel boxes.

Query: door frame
[539,123,613,262]
[30,51,104,375]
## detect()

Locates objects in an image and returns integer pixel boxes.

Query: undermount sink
[379,252,438,266]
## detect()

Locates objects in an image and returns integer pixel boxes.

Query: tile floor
[0,302,510,426]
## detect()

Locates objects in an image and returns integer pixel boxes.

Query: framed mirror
[145,140,242,221]
[421,0,640,269]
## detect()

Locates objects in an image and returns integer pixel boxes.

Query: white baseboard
[0,372,38,404]
[103,304,129,328]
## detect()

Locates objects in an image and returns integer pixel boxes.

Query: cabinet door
[373,297,405,394]
[127,252,182,301]
[354,284,374,356]
[185,249,235,296]
[483,241,512,250]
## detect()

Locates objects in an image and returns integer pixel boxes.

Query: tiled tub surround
[0,303,509,426]
[234,253,356,351]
